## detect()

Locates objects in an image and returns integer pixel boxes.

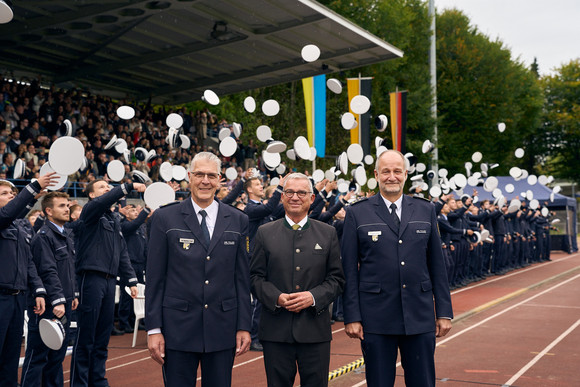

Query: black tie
[390,203,400,230]
[199,210,211,246]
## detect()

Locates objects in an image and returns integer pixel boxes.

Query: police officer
[0,174,58,386]
[118,204,150,333]
[70,179,146,387]
[21,192,78,387]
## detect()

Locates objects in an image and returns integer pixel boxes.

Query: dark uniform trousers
[21,300,73,387]
[0,291,27,387]
[70,272,117,387]
[163,348,236,387]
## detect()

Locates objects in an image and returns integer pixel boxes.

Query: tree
[539,59,580,184]
[435,10,543,176]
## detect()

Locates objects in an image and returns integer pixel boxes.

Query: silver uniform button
[206,256,210,261]
[401,261,405,266]
[296,248,300,253]
[205,280,209,285]
[204,304,208,309]
[402,284,406,289]
[398,240,403,244]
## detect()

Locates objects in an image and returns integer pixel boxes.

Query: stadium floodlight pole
[429,0,439,179]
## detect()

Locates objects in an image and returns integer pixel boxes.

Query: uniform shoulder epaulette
[160,201,179,208]
[349,197,368,206]
[412,195,431,202]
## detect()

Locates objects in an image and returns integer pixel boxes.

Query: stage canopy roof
[0,0,403,104]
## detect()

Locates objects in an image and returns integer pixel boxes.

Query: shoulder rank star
[368,230,381,242]
[179,238,195,250]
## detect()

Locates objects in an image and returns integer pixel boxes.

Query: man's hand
[466,229,474,235]
[148,333,166,365]
[315,179,327,193]
[133,183,147,193]
[235,330,251,357]
[37,172,60,190]
[72,298,79,310]
[130,286,138,299]
[282,292,314,313]
[34,297,46,315]
[435,318,452,337]
[53,304,65,319]
[345,322,364,340]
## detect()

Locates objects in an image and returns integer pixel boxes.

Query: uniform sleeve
[118,237,138,286]
[235,213,251,332]
[145,211,168,330]
[80,183,132,225]
[32,234,66,307]
[245,187,283,220]
[340,206,363,324]
[427,205,453,319]
[221,179,244,205]
[308,228,345,314]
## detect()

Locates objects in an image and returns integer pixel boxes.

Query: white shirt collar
[381,194,403,218]
[285,215,308,229]
[190,198,219,236]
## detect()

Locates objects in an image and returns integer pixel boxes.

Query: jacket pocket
[359,281,381,293]
[421,279,433,292]
[163,296,189,311]
[221,297,237,312]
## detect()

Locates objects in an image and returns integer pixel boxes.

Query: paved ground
[20,247,580,386]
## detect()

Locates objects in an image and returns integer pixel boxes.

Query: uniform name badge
[179,238,195,250]
[368,231,381,242]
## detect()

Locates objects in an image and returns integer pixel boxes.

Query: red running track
[19,248,580,386]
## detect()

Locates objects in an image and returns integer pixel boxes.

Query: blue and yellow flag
[302,74,326,158]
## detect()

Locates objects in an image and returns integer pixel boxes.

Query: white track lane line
[350,272,580,387]
[504,318,580,386]
[451,253,579,295]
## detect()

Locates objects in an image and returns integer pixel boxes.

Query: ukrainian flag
[302,74,326,158]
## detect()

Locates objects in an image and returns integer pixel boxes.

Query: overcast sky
[434,0,580,76]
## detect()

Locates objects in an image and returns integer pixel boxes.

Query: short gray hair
[374,149,409,172]
[282,173,313,193]
[190,152,221,174]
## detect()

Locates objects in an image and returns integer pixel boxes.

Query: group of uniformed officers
[435,192,553,289]
[0,149,555,387]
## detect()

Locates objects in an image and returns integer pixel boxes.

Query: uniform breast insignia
[368,231,381,242]
[179,238,195,250]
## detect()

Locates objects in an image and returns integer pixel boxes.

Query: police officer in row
[118,204,150,333]
[70,179,146,387]
[21,192,78,386]
[0,174,58,386]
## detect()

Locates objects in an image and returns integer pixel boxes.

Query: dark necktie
[390,203,400,230]
[199,210,211,246]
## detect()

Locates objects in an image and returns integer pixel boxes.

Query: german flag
[389,91,407,153]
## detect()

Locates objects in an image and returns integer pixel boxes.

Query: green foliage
[539,59,580,184]
[436,10,543,176]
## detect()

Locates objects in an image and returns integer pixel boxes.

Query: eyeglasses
[190,171,220,180]
[283,190,311,198]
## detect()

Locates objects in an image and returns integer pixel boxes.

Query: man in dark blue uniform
[0,174,58,386]
[70,179,145,387]
[21,191,78,387]
[341,150,453,387]
[118,204,150,333]
[146,152,251,386]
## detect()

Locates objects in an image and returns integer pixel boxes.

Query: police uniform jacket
[341,194,453,336]
[120,209,149,265]
[145,199,252,353]
[437,214,465,246]
[30,222,77,308]
[75,183,137,285]
[0,181,46,295]
[245,185,283,251]
[250,218,344,343]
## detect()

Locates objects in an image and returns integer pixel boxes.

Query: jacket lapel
[207,202,231,254]
[180,199,208,250]
[399,195,415,236]
[372,194,399,235]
